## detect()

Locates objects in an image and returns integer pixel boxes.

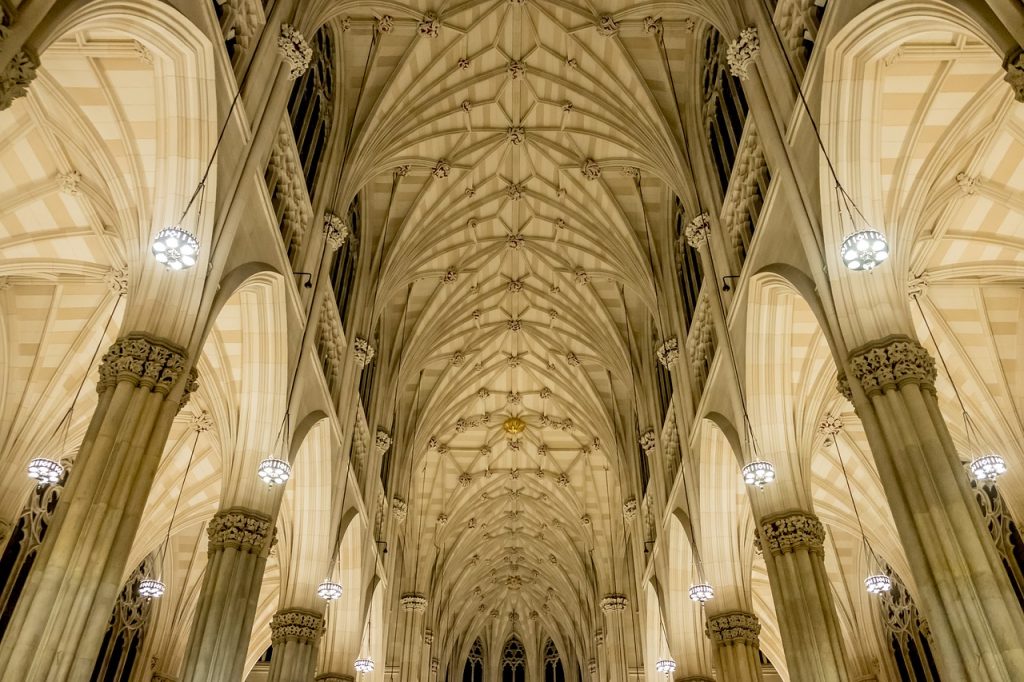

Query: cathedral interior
[1,0,1024,681]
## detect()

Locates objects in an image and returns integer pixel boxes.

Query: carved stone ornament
[566,352,580,367]
[376,16,394,34]
[507,233,526,249]
[759,511,825,555]
[442,268,458,284]
[623,498,638,522]
[726,27,760,81]
[588,660,598,674]
[556,473,570,487]
[600,594,628,612]
[207,508,276,556]
[424,629,434,645]
[562,101,574,113]
[684,212,711,247]
[437,513,448,526]
[418,13,441,37]
[643,16,663,36]
[323,212,349,250]
[574,268,590,285]
[507,60,526,80]
[58,170,82,196]
[849,336,936,396]
[431,659,439,674]
[955,171,979,196]
[97,334,189,397]
[270,609,324,644]
[375,429,392,453]
[353,337,376,367]
[817,414,842,443]
[638,430,656,454]
[278,24,313,80]
[104,265,128,295]
[401,593,428,611]
[705,611,760,645]
[458,473,472,488]
[565,57,578,70]
[1003,48,1024,103]
[0,44,40,111]
[392,497,408,522]
[596,16,620,36]
[190,409,214,432]
[458,57,471,70]
[506,126,525,145]
[656,337,679,367]
[580,158,601,180]
[507,182,525,201]
[432,159,451,178]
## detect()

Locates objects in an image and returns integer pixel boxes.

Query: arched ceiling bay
[322,0,709,653]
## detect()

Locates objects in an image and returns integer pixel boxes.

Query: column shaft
[180,508,275,682]
[844,336,1024,680]
[0,334,194,681]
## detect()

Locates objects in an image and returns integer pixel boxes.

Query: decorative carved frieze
[726,27,760,80]
[207,508,275,556]
[401,593,428,611]
[600,594,627,612]
[270,608,324,644]
[705,611,760,645]
[759,511,825,555]
[848,336,936,396]
[97,334,189,396]
[278,24,312,80]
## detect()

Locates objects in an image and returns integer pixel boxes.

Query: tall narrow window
[673,197,704,329]
[876,564,941,681]
[89,557,156,682]
[463,638,484,682]
[501,638,526,682]
[969,478,1024,609]
[287,25,334,201]
[700,26,749,194]
[329,196,360,329]
[543,638,564,682]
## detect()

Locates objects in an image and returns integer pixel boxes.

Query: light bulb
[27,457,63,485]
[688,583,714,604]
[318,580,343,601]
[840,230,889,271]
[864,574,892,595]
[139,578,166,599]
[970,454,1007,482]
[258,457,291,486]
[152,226,200,270]
[742,460,775,489]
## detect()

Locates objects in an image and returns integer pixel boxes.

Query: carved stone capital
[392,496,408,522]
[684,213,710,247]
[278,24,312,80]
[726,27,760,80]
[600,594,627,612]
[1004,48,1024,103]
[848,335,936,396]
[0,46,40,111]
[207,507,276,556]
[705,611,760,646]
[97,334,189,396]
[401,593,428,611]
[151,675,178,682]
[759,511,825,555]
[270,608,324,644]
[836,372,853,402]
[679,677,715,682]
[317,675,354,682]
[323,212,349,250]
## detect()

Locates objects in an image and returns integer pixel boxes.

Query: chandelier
[258,457,291,486]
[355,658,375,673]
[27,457,63,485]
[840,230,889,271]
[138,578,166,599]
[152,227,200,270]
[688,583,714,604]
[318,580,343,602]
[864,574,892,595]
[970,454,1007,482]
[655,659,676,675]
[742,460,775,489]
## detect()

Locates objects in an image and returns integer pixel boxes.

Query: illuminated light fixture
[970,454,1007,482]
[318,580,343,602]
[840,230,888,271]
[864,574,892,595]
[742,460,776,489]
[27,457,63,485]
[138,578,166,599]
[257,457,291,487]
[655,659,676,675]
[355,658,375,673]
[688,583,714,604]
[152,226,200,270]
[502,416,526,435]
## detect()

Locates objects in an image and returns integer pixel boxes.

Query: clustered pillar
[758,511,850,682]
[180,507,276,682]
[705,611,763,682]
[267,608,324,682]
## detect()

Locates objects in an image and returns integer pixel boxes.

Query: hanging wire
[830,423,881,572]
[159,428,203,576]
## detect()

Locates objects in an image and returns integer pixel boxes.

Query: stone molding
[270,608,324,644]
[679,677,715,682]
[400,593,428,611]
[97,333,190,396]
[705,611,760,645]
[207,507,276,556]
[848,335,936,396]
[317,675,354,682]
[600,594,627,612]
[759,511,825,555]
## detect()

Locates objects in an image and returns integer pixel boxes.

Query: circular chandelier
[152,226,200,271]
[742,460,776,489]
[864,574,892,595]
[27,457,63,485]
[138,578,166,599]
[355,657,375,673]
[257,457,291,487]
[840,230,888,271]
[655,659,676,675]
[688,583,714,604]
[969,454,1007,482]
[318,580,343,602]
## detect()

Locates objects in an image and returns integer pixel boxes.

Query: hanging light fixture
[354,657,375,674]
[655,659,676,675]
[970,454,1007,482]
[27,457,64,485]
[138,578,166,599]
[688,583,714,604]
[257,456,291,486]
[152,226,200,271]
[318,579,343,602]
[742,459,775,489]
[864,573,892,595]
[840,229,888,271]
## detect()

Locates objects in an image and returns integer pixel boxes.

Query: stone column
[0,334,195,681]
[705,611,763,682]
[267,608,324,682]
[757,511,849,682]
[842,336,1024,679]
[180,507,276,682]
[600,594,628,682]
[399,593,427,682]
